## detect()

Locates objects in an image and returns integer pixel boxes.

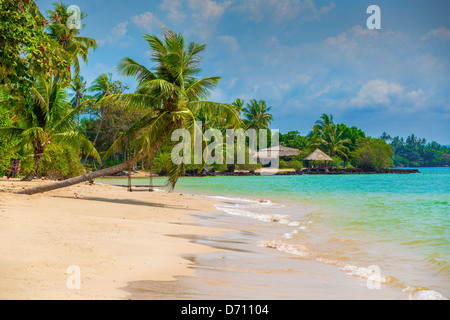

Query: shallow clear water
[97,167,449,299]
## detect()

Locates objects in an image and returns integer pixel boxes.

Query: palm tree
[231,98,244,116]
[46,1,97,76]
[314,113,334,132]
[69,75,88,130]
[0,76,100,181]
[311,114,350,159]
[18,27,240,195]
[88,73,115,151]
[242,99,273,130]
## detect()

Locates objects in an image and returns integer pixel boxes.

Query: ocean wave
[213,204,304,229]
[340,264,387,284]
[214,204,290,223]
[258,239,310,257]
[406,289,447,300]
[209,195,277,206]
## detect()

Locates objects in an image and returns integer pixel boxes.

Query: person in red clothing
[7,159,21,179]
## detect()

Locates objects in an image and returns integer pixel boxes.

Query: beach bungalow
[303,149,333,170]
[253,145,300,162]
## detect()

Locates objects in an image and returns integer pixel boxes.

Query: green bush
[153,151,172,174]
[345,163,355,169]
[279,160,290,168]
[213,163,228,172]
[355,137,394,170]
[39,145,85,179]
[332,156,344,169]
[291,160,303,170]
[236,163,262,172]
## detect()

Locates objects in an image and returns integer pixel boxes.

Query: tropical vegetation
[0,1,448,194]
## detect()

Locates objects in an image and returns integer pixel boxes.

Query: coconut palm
[0,76,100,181]
[69,75,89,130]
[18,27,240,195]
[88,73,115,150]
[311,114,350,159]
[231,98,244,116]
[109,28,241,186]
[242,99,273,130]
[46,1,97,76]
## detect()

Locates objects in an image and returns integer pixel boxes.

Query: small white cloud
[350,79,404,107]
[236,0,335,23]
[349,79,425,113]
[160,0,186,23]
[184,0,232,40]
[188,0,232,20]
[421,26,450,41]
[217,35,240,53]
[131,11,162,33]
[266,37,280,47]
[100,22,133,47]
[111,22,128,39]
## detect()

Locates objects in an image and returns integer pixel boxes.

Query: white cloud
[185,0,232,40]
[217,35,240,53]
[99,22,133,47]
[421,26,450,42]
[350,79,404,106]
[111,22,128,39]
[236,0,335,23]
[159,0,187,23]
[131,11,162,33]
[188,0,232,20]
[349,79,425,112]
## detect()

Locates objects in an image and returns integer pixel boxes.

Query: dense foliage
[0,2,448,181]
[0,0,71,95]
[381,133,450,167]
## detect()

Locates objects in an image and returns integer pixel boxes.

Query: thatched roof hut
[304,149,333,169]
[253,145,300,160]
[304,149,333,161]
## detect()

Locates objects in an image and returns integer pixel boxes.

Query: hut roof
[253,145,300,159]
[303,149,333,161]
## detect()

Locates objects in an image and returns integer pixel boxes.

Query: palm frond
[52,131,101,162]
[184,77,221,101]
[117,57,156,84]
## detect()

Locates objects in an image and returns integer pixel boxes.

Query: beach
[1,168,448,300]
[0,178,223,300]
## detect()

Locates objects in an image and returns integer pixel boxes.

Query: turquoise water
[97,167,449,299]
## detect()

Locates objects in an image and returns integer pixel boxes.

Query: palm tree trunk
[22,146,45,181]
[18,125,172,195]
[18,155,143,195]
[84,112,103,165]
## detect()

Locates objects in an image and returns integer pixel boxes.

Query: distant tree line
[380,133,450,167]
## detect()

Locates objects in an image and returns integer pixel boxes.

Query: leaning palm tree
[46,1,97,76]
[0,76,100,181]
[18,27,240,195]
[242,99,273,131]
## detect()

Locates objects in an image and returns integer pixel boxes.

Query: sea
[96,167,449,300]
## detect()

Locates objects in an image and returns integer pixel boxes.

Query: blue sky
[36,0,450,144]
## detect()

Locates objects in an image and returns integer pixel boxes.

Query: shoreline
[106,167,420,179]
[1,173,447,300]
[0,179,225,299]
